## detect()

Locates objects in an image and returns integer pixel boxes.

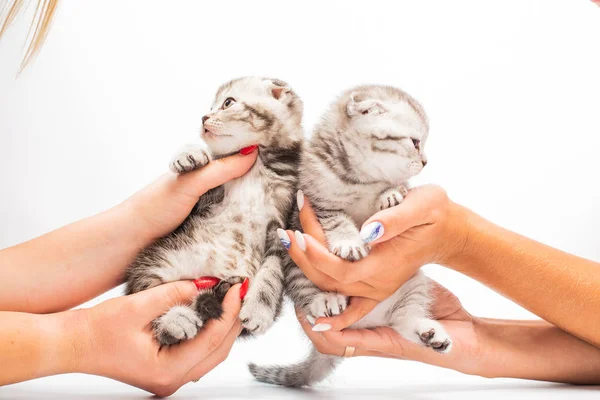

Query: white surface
[1,0,600,398]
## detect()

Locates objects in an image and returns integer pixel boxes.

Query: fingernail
[277,228,291,250]
[312,323,332,332]
[240,278,250,300]
[360,221,384,243]
[294,231,306,251]
[239,145,258,155]
[306,315,316,325]
[193,276,221,290]
[297,190,305,211]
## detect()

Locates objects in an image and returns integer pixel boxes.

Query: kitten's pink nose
[202,115,210,124]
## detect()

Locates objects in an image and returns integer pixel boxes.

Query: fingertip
[222,283,243,313]
[359,220,385,244]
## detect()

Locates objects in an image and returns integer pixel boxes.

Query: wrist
[435,200,472,268]
[49,309,94,376]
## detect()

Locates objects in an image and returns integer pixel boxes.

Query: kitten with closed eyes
[249,85,452,387]
[125,76,303,345]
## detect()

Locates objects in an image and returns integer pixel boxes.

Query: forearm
[0,310,81,385]
[476,318,600,384]
[446,204,600,347]
[0,204,152,313]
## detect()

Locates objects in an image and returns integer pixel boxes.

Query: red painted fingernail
[239,278,250,300]
[193,276,221,290]
[240,145,258,155]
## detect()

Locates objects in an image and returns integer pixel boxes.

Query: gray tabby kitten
[250,85,452,387]
[126,77,303,345]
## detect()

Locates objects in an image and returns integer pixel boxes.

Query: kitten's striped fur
[250,85,452,387]
[126,77,303,345]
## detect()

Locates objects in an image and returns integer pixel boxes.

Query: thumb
[358,185,446,245]
[131,280,199,322]
[176,149,258,198]
[314,297,379,331]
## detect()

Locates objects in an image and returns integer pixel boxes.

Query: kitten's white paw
[378,186,407,210]
[416,319,452,354]
[169,144,212,174]
[308,292,348,318]
[153,306,202,346]
[329,237,370,261]
[239,296,275,335]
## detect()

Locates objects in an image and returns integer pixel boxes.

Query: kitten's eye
[362,109,369,115]
[222,97,236,109]
[411,138,421,151]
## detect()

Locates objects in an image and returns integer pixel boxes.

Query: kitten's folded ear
[346,92,386,117]
[265,79,291,102]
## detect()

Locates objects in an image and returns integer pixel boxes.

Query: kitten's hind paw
[169,144,212,174]
[417,320,452,354]
[152,306,202,346]
[308,292,348,319]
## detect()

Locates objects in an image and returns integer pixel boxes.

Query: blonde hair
[0,0,59,73]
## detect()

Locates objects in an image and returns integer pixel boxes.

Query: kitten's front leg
[169,142,212,174]
[377,184,409,210]
[316,209,369,261]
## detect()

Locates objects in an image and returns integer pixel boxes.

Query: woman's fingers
[321,326,408,357]
[131,281,199,323]
[296,308,382,358]
[285,230,378,297]
[166,284,242,370]
[359,185,447,245]
[176,150,258,199]
[183,320,242,383]
[299,233,389,286]
[313,297,380,331]
[296,191,327,244]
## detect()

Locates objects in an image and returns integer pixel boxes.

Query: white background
[1,1,600,399]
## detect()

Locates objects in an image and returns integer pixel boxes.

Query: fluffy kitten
[250,85,452,387]
[125,77,304,345]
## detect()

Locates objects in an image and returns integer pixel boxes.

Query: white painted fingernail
[360,221,384,243]
[306,315,316,325]
[294,230,306,251]
[312,323,331,332]
[277,228,291,250]
[297,190,305,211]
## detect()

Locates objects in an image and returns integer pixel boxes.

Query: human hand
[122,148,258,242]
[283,185,468,329]
[67,281,242,396]
[297,282,484,376]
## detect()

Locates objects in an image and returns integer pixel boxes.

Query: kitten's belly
[155,176,274,283]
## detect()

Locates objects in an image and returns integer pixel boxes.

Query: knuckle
[165,283,190,306]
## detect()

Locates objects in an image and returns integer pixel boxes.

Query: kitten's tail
[248,346,341,387]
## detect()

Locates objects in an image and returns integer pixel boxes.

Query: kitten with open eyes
[125,77,303,345]
[249,85,452,387]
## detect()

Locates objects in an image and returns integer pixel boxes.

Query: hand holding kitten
[122,149,258,243]
[71,281,243,396]
[284,185,468,330]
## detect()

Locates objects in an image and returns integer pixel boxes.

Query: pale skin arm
[0,150,258,313]
[296,284,600,384]
[282,186,600,384]
[0,281,244,395]
[287,185,600,347]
